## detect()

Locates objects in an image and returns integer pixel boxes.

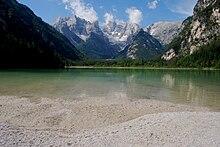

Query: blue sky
[17,0,197,27]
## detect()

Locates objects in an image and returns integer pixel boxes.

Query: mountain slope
[77,32,119,59]
[144,21,182,45]
[52,17,118,59]
[0,0,81,68]
[162,0,220,61]
[175,37,220,68]
[117,29,163,60]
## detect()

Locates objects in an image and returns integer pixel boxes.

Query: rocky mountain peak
[144,21,182,45]
[52,15,120,59]
[52,16,102,41]
[101,20,140,49]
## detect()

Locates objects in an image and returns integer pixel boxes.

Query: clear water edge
[0,69,219,111]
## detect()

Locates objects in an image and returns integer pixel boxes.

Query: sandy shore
[0,96,219,146]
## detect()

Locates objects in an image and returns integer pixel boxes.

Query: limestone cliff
[162,0,220,60]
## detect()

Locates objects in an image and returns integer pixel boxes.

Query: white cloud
[103,12,127,28]
[170,6,193,16]
[126,7,143,25]
[148,0,159,9]
[104,12,115,24]
[62,0,98,23]
[165,0,197,16]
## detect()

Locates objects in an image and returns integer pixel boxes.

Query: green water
[0,69,219,110]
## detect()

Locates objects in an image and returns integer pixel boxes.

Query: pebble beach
[0,96,219,146]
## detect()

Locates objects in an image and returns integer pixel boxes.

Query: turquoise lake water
[0,69,219,110]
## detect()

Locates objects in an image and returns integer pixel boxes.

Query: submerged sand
[0,96,219,146]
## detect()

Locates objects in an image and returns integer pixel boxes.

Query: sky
[17,0,197,27]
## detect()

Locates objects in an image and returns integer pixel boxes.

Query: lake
[0,69,219,110]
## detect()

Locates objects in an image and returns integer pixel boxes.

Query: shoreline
[65,66,220,71]
[0,96,219,146]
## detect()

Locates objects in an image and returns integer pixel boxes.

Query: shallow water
[0,69,219,110]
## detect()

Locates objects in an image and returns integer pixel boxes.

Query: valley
[0,0,220,146]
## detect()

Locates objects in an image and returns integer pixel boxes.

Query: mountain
[76,32,119,59]
[53,16,102,44]
[101,20,140,50]
[52,16,118,59]
[162,0,220,66]
[52,16,185,61]
[144,21,182,45]
[117,29,163,60]
[0,0,81,68]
